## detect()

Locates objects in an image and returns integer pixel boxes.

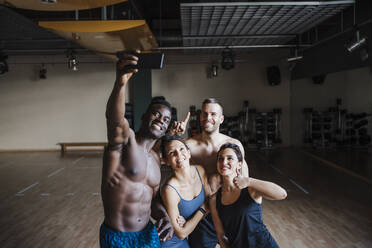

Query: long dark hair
[217,142,243,162]
[160,134,190,159]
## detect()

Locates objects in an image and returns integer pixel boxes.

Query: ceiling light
[287,55,303,62]
[346,29,367,53]
[211,64,218,77]
[67,50,78,71]
[68,56,78,71]
[287,48,303,62]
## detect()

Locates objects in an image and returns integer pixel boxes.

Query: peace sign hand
[169,112,190,136]
[233,167,250,189]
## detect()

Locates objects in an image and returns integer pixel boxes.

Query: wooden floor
[0,148,371,248]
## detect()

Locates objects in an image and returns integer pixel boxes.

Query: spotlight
[67,50,78,71]
[68,56,78,71]
[211,64,218,77]
[346,29,367,53]
[287,48,303,62]
[221,48,235,70]
[0,52,9,75]
[39,64,47,79]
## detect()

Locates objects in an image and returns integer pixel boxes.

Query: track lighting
[0,52,9,75]
[287,47,303,62]
[211,64,218,77]
[67,50,78,71]
[346,29,367,53]
[345,29,368,61]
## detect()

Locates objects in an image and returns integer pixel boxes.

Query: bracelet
[198,207,206,215]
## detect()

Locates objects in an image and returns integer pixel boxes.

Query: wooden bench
[58,142,107,154]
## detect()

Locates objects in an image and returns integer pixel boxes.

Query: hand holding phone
[116,51,164,69]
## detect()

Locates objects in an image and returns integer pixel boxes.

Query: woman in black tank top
[209,143,287,248]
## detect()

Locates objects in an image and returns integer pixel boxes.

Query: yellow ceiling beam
[38,20,158,59]
[39,20,146,33]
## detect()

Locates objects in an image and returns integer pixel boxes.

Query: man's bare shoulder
[186,134,202,143]
[185,134,204,147]
[107,128,135,151]
[221,134,243,146]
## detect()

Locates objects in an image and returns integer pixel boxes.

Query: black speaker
[312,74,326,84]
[267,66,281,86]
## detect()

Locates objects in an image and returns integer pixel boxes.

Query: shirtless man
[100,53,174,248]
[170,98,249,248]
[173,98,249,182]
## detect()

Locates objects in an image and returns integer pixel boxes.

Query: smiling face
[142,104,171,139]
[200,103,224,134]
[217,148,242,177]
[164,140,191,170]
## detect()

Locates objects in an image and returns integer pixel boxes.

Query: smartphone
[116,52,164,69]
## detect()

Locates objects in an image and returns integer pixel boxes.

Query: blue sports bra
[164,166,205,220]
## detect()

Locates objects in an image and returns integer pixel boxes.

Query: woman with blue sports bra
[160,135,211,248]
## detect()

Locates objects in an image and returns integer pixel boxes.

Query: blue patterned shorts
[100,222,161,248]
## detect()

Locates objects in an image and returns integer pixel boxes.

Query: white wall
[0,56,116,150]
[290,66,372,146]
[153,60,291,146]
[0,51,292,150]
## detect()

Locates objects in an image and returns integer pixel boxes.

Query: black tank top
[216,187,279,248]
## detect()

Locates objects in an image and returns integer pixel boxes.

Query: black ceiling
[1,0,371,56]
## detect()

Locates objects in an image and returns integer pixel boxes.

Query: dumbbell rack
[218,101,282,150]
[246,109,282,150]
[343,113,372,148]
[304,107,371,149]
[220,116,240,139]
[239,101,250,146]
[304,110,334,149]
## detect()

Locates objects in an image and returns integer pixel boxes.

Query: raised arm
[248,177,287,201]
[233,171,287,202]
[161,185,207,240]
[102,54,138,186]
[106,53,138,145]
[209,194,229,248]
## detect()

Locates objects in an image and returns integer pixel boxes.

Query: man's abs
[101,181,154,232]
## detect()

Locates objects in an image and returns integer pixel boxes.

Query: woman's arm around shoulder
[247,177,287,202]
